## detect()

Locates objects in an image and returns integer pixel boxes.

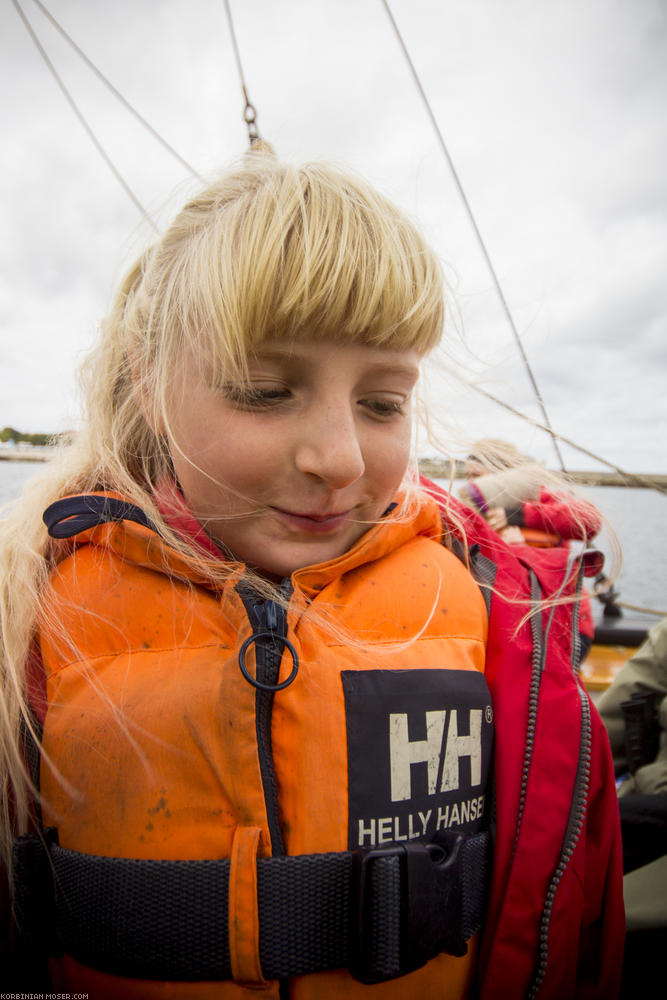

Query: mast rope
[380,0,566,472]
[12,0,661,494]
[28,0,203,181]
[467,381,667,497]
[11,0,159,233]
[223,0,263,147]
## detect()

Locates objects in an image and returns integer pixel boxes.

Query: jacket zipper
[527,553,593,998]
[237,580,293,858]
[512,570,544,858]
[570,557,586,673]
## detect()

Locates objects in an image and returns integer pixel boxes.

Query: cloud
[1,0,665,474]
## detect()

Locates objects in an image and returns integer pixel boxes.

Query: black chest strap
[13,828,489,985]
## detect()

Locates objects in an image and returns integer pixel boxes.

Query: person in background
[597,616,667,871]
[597,617,667,997]
[462,438,601,546]
[460,439,602,659]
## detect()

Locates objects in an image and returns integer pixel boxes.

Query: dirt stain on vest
[149,795,169,813]
[146,795,171,833]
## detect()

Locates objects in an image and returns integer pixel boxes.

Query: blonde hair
[0,156,445,869]
[466,438,535,473]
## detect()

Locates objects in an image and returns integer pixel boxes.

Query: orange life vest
[37,493,489,998]
[515,527,561,548]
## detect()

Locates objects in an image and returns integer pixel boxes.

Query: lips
[272,506,353,534]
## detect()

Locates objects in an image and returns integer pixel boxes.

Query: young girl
[1,156,624,998]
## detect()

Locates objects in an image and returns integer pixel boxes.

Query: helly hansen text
[357,795,486,847]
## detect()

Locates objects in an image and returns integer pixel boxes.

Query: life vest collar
[45,487,446,597]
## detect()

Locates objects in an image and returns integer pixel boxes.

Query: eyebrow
[250,346,420,380]
[363,363,420,382]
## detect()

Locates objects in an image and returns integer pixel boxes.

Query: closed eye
[222,384,292,408]
[360,398,406,419]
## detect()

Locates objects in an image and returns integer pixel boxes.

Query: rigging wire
[11,0,159,233]
[613,601,667,618]
[380,0,566,473]
[28,0,203,182]
[468,381,667,497]
[222,0,263,147]
[12,0,660,496]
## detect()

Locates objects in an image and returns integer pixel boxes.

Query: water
[0,460,49,507]
[1,461,665,616]
[578,485,666,614]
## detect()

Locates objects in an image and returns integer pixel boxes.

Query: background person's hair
[466,438,535,473]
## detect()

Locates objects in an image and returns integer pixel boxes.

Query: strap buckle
[350,831,468,984]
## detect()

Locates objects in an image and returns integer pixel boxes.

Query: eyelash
[222,384,406,418]
[362,399,405,418]
[222,385,291,407]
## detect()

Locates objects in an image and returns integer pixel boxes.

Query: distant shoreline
[418,458,667,490]
[2,446,665,489]
[0,446,57,463]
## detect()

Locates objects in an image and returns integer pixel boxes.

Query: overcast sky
[1,0,666,473]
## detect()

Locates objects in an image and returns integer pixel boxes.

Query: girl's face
[164,339,420,579]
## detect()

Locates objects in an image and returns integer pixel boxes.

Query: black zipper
[570,556,586,673]
[236,580,293,858]
[512,570,544,862]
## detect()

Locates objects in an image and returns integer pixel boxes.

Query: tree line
[0,426,56,447]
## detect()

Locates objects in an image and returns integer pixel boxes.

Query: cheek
[176,424,284,508]
[366,423,412,487]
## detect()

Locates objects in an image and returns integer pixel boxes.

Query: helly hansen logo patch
[341,669,493,849]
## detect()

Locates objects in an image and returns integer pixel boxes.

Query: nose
[294,401,365,488]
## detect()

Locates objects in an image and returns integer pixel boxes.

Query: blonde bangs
[136,160,444,385]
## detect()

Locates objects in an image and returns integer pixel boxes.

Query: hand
[486,506,508,531]
[499,525,525,545]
